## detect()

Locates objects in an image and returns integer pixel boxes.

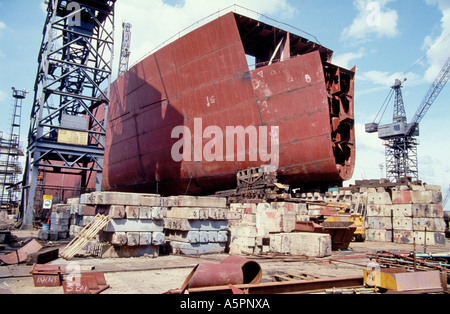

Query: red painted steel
[103,12,356,195]
[180,256,262,289]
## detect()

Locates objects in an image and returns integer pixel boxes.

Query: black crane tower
[366,56,450,183]
[1,88,27,213]
[21,0,116,228]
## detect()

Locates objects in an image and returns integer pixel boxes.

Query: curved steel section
[102,12,356,195]
[180,256,262,290]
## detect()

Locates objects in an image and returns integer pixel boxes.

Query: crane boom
[444,185,450,208]
[407,56,450,136]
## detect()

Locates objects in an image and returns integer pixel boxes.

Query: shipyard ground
[1,229,448,294]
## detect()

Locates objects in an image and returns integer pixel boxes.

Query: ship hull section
[103,12,355,195]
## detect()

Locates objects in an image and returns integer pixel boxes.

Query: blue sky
[0,0,449,209]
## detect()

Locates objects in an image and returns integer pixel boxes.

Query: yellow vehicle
[319,202,366,242]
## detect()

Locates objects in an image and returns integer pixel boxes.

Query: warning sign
[43,195,53,210]
[58,129,89,146]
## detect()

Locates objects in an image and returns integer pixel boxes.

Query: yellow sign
[58,129,89,146]
[43,195,53,210]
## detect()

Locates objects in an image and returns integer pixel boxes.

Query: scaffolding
[0,88,27,213]
[21,0,116,227]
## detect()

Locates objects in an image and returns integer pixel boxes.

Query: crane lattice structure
[444,185,450,209]
[0,88,27,212]
[21,0,116,227]
[118,22,132,77]
[366,56,450,182]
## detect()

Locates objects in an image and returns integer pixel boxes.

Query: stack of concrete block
[163,196,235,255]
[269,233,332,258]
[391,184,446,246]
[228,202,311,255]
[70,192,166,258]
[364,184,446,246]
[39,204,71,241]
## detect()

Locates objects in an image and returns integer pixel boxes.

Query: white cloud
[0,90,7,102]
[333,48,366,69]
[342,0,399,41]
[359,70,421,87]
[115,0,297,72]
[0,21,6,35]
[423,0,450,82]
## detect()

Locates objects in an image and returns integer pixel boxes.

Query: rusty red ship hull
[102,12,356,195]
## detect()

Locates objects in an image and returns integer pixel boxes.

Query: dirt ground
[1,229,449,294]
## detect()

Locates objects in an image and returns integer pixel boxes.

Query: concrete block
[367,191,392,205]
[424,184,441,191]
[229,243,253,255]
[166,230,200,243]
[230,203,258,214]
[138,207,152,220]
[366,204,388,217]
[109,205,126,219]
[166,207,200,220]
[152,207,167,220]
[411,191,433,204]
[392,217,413,231]
[106,219,164,232]
[38,230,50,241]
[366,217,392,230]
[67,198,80,205]
[413,218,446,232]
[208,231,218,243]
[430,191,443,204]
[366,229,392,242]
[229,225,257,238]
[163,196,227,208]
[112,245,159,258]
[163,219,228,231]
[414,231,446,246]
[393,231,414,244]
[424,204,444,218]
[127,232,140,246]
[70,204,81,215]
[411,184,426,191]
[256,211,296,234]
[125,206,140,219]
[392,191,412,204]
[226,211,242,220]
[199,231,209,243]
[49,231,59,241]
[391,204,413,217]
[79,205,96,216]
[139,232,152,246]
[170,242,226,255]
[79,215,94,227]
[152,232,165,246]
[53,204,71,213]
[230,236,256,247]
[111,232,127,246]
[218,231,228,243]
[270,233,331,258]
[51,212,70,220]
[81,192,161,206]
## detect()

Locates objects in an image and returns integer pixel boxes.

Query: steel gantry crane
[20,0,116,228]
[366,56,450,182]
